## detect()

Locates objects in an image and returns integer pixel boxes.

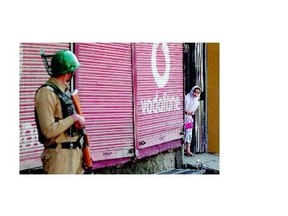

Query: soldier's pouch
[78,135,84,149]
[41,150,52,166]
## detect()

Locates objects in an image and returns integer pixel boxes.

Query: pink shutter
[135,43,184,149]
[75,43,134,161]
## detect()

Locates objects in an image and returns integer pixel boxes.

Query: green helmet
[50,50,80,76]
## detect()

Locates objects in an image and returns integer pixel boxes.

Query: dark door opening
[183,43,207,153]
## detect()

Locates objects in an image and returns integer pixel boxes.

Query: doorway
[183,43,207,153]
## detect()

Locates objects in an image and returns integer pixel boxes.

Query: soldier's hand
[71,113,85,128]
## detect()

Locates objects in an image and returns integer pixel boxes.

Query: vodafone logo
[151,43,170,88]
[140,43,180,115]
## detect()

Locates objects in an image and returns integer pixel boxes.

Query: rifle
[71,89,93,174]
[40,49,53,76]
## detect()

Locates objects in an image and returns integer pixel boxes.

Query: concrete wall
[94,147,182,174]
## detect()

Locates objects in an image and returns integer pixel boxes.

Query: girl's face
[192,88,201,98]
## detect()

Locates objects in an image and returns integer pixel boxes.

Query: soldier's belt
[46,142,81,149]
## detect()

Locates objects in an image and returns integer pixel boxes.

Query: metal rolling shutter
[75,43,134,161]
[19,43,71,170]
[135,43,183,149]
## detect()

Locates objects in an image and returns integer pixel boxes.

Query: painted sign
[151,43,170,88]
[140,43,181,115]
[136,43,184,149]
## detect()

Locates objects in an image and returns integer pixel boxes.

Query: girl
[184,86,201,156]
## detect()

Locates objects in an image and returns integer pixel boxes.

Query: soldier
[35,50,85,174]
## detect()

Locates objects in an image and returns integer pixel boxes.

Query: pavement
[155,152,219,174]
[183,152,220,174]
